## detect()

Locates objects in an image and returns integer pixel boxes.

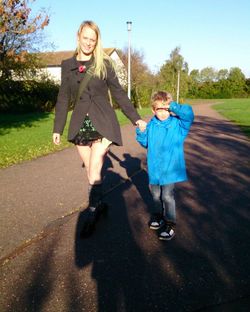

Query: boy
[136,91,194,240]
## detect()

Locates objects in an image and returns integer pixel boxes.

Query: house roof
[38,48,116,66]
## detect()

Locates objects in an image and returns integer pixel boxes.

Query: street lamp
[126,21,132,99]
[176,69,180,103]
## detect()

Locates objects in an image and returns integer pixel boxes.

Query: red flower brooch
[78,65,86,73]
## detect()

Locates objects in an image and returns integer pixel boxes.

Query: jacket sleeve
[106,62,141,124]
[136,127,148,148]
[169,102,194,137]
[53,60,71,134]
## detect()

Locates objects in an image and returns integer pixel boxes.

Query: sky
[32,0,250,77]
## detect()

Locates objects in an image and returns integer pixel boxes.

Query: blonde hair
[151,91,172,109]
[76,20,113,79]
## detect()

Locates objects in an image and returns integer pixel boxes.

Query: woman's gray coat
[53,56,141,146]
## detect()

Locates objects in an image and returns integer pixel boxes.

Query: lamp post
[176,69,180,103]
[126,21,132,99]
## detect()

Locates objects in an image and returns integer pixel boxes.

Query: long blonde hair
[76,21,112,79]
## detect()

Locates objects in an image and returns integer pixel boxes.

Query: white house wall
[39,51,127,87]
[39,67,61,83]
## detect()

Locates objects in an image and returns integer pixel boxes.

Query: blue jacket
[136,102,194,186]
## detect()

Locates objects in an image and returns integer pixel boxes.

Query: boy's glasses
[155,107,170,112]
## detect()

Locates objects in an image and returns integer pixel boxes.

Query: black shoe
[80,203,108,238]
[80,208,97,238]
[158,224,175,241]
[96,202,108,218]
[149,214,165,230]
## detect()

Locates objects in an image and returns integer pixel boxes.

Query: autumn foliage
[0,0,49,79]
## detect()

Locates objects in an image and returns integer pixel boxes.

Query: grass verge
[0,108,151,168]
[1,100,249,169]
[212,98,250,138]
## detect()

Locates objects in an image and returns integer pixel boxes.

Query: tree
[119,48,155,108]
[217,69,229,81]
[0,0,49,80]
[199,67,217,83]
[157,47,189,101]
[188,69,200,98]
[189,69,200,82]
[227,67,246,97]
[245,78,250,95]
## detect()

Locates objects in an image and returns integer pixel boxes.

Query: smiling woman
[52,20,147,236]
[77,25,97,57]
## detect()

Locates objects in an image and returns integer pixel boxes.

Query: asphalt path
[0,103,250,311]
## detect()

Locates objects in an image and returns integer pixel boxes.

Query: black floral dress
[69,60,103,146]
[71,115,102,146]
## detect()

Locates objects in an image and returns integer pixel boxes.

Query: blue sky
[32,0,250,77]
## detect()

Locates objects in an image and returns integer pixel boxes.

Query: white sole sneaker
[158,228,175,240]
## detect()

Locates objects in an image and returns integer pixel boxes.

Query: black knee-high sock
[88,184,102,209]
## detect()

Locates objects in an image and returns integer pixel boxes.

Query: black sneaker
[158,224,175,241]
[80,208,97,238]
[149,214,165,230]
[80,203,108,238]
[96,202,108,218]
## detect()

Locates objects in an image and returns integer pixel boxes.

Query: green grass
[116,107,151,125]
[0,112,71,168]
[212,98,250,138]
[0,108,151,168]
[1,100,249,169]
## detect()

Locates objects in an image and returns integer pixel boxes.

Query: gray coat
[53,56,141,146]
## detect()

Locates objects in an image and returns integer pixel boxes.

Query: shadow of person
[73,155,183,312]
[74,116,250,311]
[113,151,154,215]
[74,169,152,312]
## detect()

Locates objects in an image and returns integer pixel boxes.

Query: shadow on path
[1,115,250,311]
[73,166,180,311]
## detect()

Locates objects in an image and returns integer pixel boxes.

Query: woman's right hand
[135,119,147,132]
[53,133,61,145]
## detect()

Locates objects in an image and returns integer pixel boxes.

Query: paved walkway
[0,103,250,311]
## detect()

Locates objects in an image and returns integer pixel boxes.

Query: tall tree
[0,0,49,79]
[199,67,217,82]
[227,67,246,97]
[119,48,155,108]
[217,69,229,81]
[188,69,200,98]
[157,47,189,100]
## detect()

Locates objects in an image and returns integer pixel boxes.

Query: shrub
[0,79,59,113]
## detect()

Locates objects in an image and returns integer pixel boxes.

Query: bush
[0,79,59,113]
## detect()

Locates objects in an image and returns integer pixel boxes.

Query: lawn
[1,99,249,168]
[212,98,250,137]
[0,107,151,168]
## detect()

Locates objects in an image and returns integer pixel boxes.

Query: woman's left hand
[136,119,147,132]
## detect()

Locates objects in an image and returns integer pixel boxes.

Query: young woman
[53,20,146,235]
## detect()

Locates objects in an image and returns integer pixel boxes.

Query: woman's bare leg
[76,145,91,181]
[88,140,110,185]
[77,140,110,237]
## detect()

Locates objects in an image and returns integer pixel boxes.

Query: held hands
[135,119,147,132]
[53,133,61,145]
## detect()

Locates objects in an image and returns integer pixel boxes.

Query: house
[38,48,127,86]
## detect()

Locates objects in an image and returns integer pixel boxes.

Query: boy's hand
[136,119,147,132]
[166,94,173,108]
